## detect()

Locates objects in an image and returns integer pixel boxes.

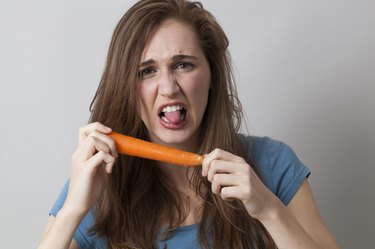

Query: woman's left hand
[202,148,283,220]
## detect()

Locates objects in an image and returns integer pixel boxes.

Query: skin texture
[137,19,211,151]
[201,149,340,248]
[37,19,340,249]
[38,123,117,249]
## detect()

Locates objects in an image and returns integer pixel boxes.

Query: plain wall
[0,0,374,248]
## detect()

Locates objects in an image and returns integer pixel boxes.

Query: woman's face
[138,19,211,150]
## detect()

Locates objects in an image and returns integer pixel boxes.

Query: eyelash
[139,68,156,78]
[139,62,195,79]
[174,62,194,70]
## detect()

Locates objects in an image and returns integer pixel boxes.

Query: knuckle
[71,152,78,162]
[108,139,116,149]
[243,185,251,197]
[221,188,229,199]
[212,148,222,156]
[87,135,96,144]
[212,174,221,182]
[78,126,85,135]
[211,182,219,194]
[243,165,251,174]
[108,156,115,163]
[97,150,106,157]
[93,121,103,128]
[92,121,100,126]
[71,149,84,163]
[211,159,219,168]
[88,130,99,137]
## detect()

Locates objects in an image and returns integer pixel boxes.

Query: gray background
[1,0,374,248]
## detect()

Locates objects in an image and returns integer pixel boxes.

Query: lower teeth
[162,116,170,123]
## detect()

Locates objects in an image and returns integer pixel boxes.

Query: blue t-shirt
[50,135,310,249]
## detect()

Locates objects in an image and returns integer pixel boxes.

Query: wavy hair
[88,0,277,248]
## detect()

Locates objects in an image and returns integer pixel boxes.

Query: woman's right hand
[63,122,118,218]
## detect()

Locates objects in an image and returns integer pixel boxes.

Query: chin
[154,129,197,149]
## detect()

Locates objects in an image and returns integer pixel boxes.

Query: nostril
[158,79,180,97]
[159,90,179,97]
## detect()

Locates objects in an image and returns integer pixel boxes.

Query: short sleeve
[50,180,69,217]
[239,135,311,206]
[49,180,106,249]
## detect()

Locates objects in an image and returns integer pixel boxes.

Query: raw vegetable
[108,132,203,166]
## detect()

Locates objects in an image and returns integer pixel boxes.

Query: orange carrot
[108,132,203,167]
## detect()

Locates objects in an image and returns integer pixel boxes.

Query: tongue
[164,111,182,124]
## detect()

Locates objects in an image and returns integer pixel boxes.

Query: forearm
[259,206,322,249]
[38,207,83,249]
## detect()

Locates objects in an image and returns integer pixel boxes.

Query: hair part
[88,0,277,248]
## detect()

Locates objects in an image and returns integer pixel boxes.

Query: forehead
[141,19,203,61]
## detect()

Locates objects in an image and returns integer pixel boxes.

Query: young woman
[38,0,340,248]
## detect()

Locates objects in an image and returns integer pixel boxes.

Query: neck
[158,162,205,227]
[158,162,194,190]
[148,129,201,154]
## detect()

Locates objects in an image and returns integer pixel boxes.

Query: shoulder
[238,134,296,166]
[237,134,311,205]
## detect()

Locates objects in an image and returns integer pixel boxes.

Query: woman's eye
[175,62,194,71]
[139,68,155,78]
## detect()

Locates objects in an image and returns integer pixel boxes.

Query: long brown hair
[89,0,276,248]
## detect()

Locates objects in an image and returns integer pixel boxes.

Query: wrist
[253,197,286,223]
[58,204,88,223]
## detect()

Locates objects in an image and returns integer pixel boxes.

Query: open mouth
[159,105,187,125]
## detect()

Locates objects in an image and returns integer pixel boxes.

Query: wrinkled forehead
[140,19,203,63]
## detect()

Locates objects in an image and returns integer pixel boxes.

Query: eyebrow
[139,59,155,67]
[139,54,198,67]
[172,54,198,61]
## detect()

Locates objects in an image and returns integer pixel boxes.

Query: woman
[38,0,340,248]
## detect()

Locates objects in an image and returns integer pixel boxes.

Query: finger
[211,180,222,196]
[219,175,253,201]
[105,160,116,174]
[88,130,118,158]
[76,135,112,162]
[206,148,245,163]
[220,186,243,201]
[202,148,244,176]
[211,174,241,195]
[78,122,112,145]
[102,153,116,174]
[206,160,239,182]
[85,151,116,174]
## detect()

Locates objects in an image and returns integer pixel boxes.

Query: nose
[158,70,180,97]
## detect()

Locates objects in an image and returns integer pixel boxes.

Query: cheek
[137,83,153,119]
[189,72,210,108]
[138,84,147,104]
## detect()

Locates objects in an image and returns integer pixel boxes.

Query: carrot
[108,132,203,166]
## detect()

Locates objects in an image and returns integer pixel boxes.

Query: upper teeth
[162,105,183,113]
